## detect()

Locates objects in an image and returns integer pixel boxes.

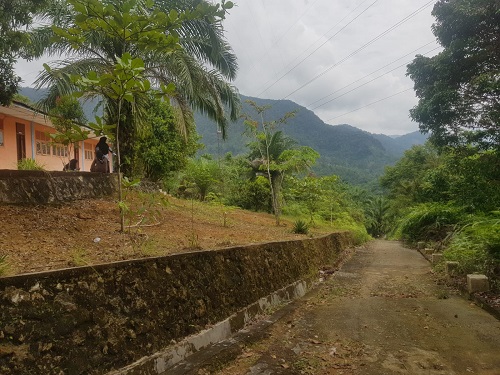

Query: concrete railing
[0,232,352,374]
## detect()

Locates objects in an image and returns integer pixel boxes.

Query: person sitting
[96,137,111,158]
[90,150,109,173]
[63,159,79,171]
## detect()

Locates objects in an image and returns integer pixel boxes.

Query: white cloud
[14,0,440,135]
[224,0,440,135]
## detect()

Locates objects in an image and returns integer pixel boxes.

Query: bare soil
[0,193,324,276]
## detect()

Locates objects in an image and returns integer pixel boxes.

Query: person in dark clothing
[90,150,109,173]
[95,137,112,172]
[95,137,110,156]
[63,159,79,171]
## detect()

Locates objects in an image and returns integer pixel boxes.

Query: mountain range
[19,88,427,185]
[195,95,427,185]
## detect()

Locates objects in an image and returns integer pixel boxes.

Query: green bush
[17,158,45,171]
[396,203,465,243]
[292,220,309,234]
[444,216,500,277]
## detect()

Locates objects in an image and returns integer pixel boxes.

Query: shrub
[17,158,45,171]
[396,203,464,243]
[292,220,309,234]
[444,216,500,277]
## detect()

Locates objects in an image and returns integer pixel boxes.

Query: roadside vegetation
[378,0,500,287]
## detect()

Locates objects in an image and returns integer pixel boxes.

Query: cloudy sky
[15,0,440,135]
[221,0,441,135]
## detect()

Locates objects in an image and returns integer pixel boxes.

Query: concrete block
[424,248,434,255]
[467,274,490,293]
[432,253,443,264]
[417,241,426,250]
[445,261,460,276]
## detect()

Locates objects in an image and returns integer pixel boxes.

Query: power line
[258,0,379,97]
[325,87,414,123]
[310,45,440,111]
[306,40,437,108]
[282,0,435,100]
[268,0,322,50]
[254,0,375,96]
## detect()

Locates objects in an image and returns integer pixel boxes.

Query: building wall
[0,111,112,172]
[0,115,29,170]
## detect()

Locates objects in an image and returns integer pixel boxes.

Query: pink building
[0,101,112,172]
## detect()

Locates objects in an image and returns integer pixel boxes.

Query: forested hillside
[19,88,426,185]
[196,95,427,185]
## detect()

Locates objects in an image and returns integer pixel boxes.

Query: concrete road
[215,240,500,375]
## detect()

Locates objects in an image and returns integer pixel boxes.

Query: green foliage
[49,95,86,130]
[381,144,445,207]
[0,57,20,105]
[381,144,500,216]
[396,203,464,243]
[292,220,309,235]
[31,0,239,177]
[17,158,45,170]
[237,177,272,212]
[444,215,500,276]
[0,0,48,104]
[184,157,221,201]
[244,101,319,224]
[138,97,200,181]
[364,196,391,238]
[407,0,500,150]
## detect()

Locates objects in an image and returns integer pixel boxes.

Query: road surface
[216,240,500,375]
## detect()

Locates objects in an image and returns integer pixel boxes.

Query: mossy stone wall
[0,170,117,204]
[0,232,351,374]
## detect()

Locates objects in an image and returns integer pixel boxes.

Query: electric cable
[325,87,414,123]
[258,0,379,97]
[282,0,435,100]
[311,46,440,110]
[306,40,437,108]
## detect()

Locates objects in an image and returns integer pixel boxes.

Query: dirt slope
[0,195,319,276]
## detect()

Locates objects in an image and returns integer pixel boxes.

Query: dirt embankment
[0,195,325,276]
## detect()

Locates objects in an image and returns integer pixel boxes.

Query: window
[35,130,52,156]
[52,144,68,157]
[84,142,94,160]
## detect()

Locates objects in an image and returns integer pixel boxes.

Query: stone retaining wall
[0,170,117,204]
[0,232,351,375]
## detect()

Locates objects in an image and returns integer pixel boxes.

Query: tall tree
[29,0,238,176]
[244,101,319,224]
[138,95,200,181]
[0,0,48,104]
[407,0,500,150]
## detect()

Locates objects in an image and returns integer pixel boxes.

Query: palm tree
[249,131,294,223]
[27,0,239,176]
[365,196,391,238]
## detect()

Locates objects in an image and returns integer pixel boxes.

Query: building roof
[0,101,54,127]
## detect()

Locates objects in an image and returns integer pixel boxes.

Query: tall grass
[395,203,464,243]
[17,158,45,171]
[444,216,500,278]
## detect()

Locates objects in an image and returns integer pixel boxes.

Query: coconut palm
[28,0,239,176]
